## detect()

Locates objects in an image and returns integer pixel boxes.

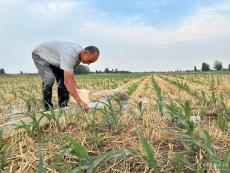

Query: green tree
[0,68,5,74]
[104,68,110,73]
[201,63,210,71]
[194,66,197,71]
[213,60,223,71]
[73,65,90,74]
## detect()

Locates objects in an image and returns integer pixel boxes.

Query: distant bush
[201,63,210,71]
[213,60,223,71]
[0,68,5,74]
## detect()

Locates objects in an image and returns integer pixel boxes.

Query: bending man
[32,40,99,111]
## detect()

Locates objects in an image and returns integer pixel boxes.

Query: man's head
[80,46,99,65]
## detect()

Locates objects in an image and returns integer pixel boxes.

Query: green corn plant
[217,93,230,120]
[26,112,45,131]
[201,90,206,104]
[217,114,228,131]
[165,100,196,136]
[175,153,199,173]
[42,106,65,131]
[179,100,196,136]
[78,108,102,146]
[221,150,230,173]
[15,112,45,136]
[135,100,145,116]
[37,146,46,173]
[159,76,190,92]
[99,97,122,129]
[10,88,17,98]
[89,109,101,146]
[16,121,34,136]
[219,92,225,107]
[15,121,31,132]
[64,163,81,173]
[127,83,138,96]
[62,135,133,173]
[210,92,217,105]
[217,76,221,85]
[19,93,39,112]
[200,129,220,163]
[0,130,11,170]
[175,81,189,92]
[0,91,6,101]
[152,76,164,115]
[111,83,118,89]
[181,129,230,173]
[199,129,230,173]
[113,96,123,112]
[165,99,183,121]
[136,129,158,173]
[210,79,215,90]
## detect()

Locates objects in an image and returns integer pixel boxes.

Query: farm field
[0,72,230,173]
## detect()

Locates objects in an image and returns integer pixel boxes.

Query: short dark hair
[84,46,100,55]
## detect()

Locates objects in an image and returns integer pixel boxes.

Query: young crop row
[156,74,230,133]
[162,72,230,92]
[0,73,229,172]
[0,74,145,124]
[151,75,230,172]
[0,94,160,172]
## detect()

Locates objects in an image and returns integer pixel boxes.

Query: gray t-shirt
[33,41,82,73]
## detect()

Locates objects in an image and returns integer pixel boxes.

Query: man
[32,40,99,111]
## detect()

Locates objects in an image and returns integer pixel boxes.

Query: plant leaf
[37,146,46,173]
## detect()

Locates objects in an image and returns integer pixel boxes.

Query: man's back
[33,40,82,73]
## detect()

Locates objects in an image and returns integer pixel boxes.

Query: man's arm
[64,71,89,110]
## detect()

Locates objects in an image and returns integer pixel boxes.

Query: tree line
[194,60,230,72]
[1,60,230,74]
[0,66,132,75]
[74,66,131,74]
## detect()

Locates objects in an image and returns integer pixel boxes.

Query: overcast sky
[0,0,230,73]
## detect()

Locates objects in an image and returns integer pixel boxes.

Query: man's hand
[79,100,89,111]
[64,71,88,111]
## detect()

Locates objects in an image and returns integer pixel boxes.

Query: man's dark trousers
[32,52,69,110]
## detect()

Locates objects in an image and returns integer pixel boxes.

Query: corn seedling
[201,90,206,104]
[210,92,217,105]
[159,76,190,93]
[175,153,199,172]
[99,97,122,129]
[135,100,145,116]
[217,114,228,131]
[152,76,164,114]
[19,93,40,112]
[37,145,46,173]
[10,88,17,99]
[127,83,138,96]
[210,79,215,90]
[165,99,196,136]
[16,121,34,137]
[42,106,65,131]
[15,111,45,137]
[0,130,11,170]
[79,108,102,146]
[181,129,230,173]
[136,128,158,173]
[113,96,124,112]
[62,135,133,173]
